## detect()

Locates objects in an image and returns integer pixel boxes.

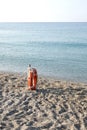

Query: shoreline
[0,72,87,129]
[0,70,87,84]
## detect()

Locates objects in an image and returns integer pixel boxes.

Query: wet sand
[0,72,87,130]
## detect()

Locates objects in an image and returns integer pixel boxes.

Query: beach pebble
[83,116,87,127]
[0,109,3,114]
[0,122,6,129]
[6,109,18,116]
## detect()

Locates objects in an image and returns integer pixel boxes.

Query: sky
[0,0,87,22]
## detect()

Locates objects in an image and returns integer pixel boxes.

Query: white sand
[0,72,87,130]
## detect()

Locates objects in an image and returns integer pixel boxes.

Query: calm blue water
[0,22,87,82]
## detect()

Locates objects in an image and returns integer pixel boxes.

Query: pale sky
[0,0,87,22]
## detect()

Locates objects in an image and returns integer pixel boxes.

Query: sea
[0,22,87,82]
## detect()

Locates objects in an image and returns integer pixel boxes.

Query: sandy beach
[0,72,87,130]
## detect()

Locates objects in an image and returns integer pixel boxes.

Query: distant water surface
[0,22,87,82]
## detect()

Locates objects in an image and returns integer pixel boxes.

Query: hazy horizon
[0,0,87,22]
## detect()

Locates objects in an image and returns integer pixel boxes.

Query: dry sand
[0,72,87,130]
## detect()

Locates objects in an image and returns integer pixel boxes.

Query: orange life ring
[27,68,38,90]
[28,70,33,90]
[32,68,38,90]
